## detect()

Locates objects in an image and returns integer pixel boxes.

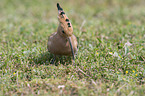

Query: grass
[0,0,145,95]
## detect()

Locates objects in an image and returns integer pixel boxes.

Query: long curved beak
[68,37,75,61]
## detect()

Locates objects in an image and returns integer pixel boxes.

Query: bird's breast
[48,34,77,56]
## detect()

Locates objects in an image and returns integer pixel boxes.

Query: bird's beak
[68,37,75,60]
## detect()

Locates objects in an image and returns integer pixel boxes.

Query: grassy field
[0,0,145,95]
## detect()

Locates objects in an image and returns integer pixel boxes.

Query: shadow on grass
[32,36,79,66]
[32,51,72,66]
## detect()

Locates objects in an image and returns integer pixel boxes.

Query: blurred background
[0,0,144,24]
[0,0,144,45]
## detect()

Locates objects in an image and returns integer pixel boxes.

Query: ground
[0,0,145,95]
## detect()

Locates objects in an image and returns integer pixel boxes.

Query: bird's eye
[62,30,65,33]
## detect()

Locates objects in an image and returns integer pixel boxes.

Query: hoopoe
[47,3,78,63]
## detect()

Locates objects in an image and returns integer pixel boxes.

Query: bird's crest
[57,3,73,36]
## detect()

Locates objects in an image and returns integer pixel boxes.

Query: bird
[47,3,78,64]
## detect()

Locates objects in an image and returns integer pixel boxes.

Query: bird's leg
[50,54,56,64]
[60,56,64,64]
[58,55,63,64]
[68,37,75,65]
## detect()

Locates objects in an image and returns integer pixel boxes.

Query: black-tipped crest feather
[57,3,63,11]
[60,12,65,15]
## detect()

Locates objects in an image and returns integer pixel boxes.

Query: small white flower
[58,85,65,89]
